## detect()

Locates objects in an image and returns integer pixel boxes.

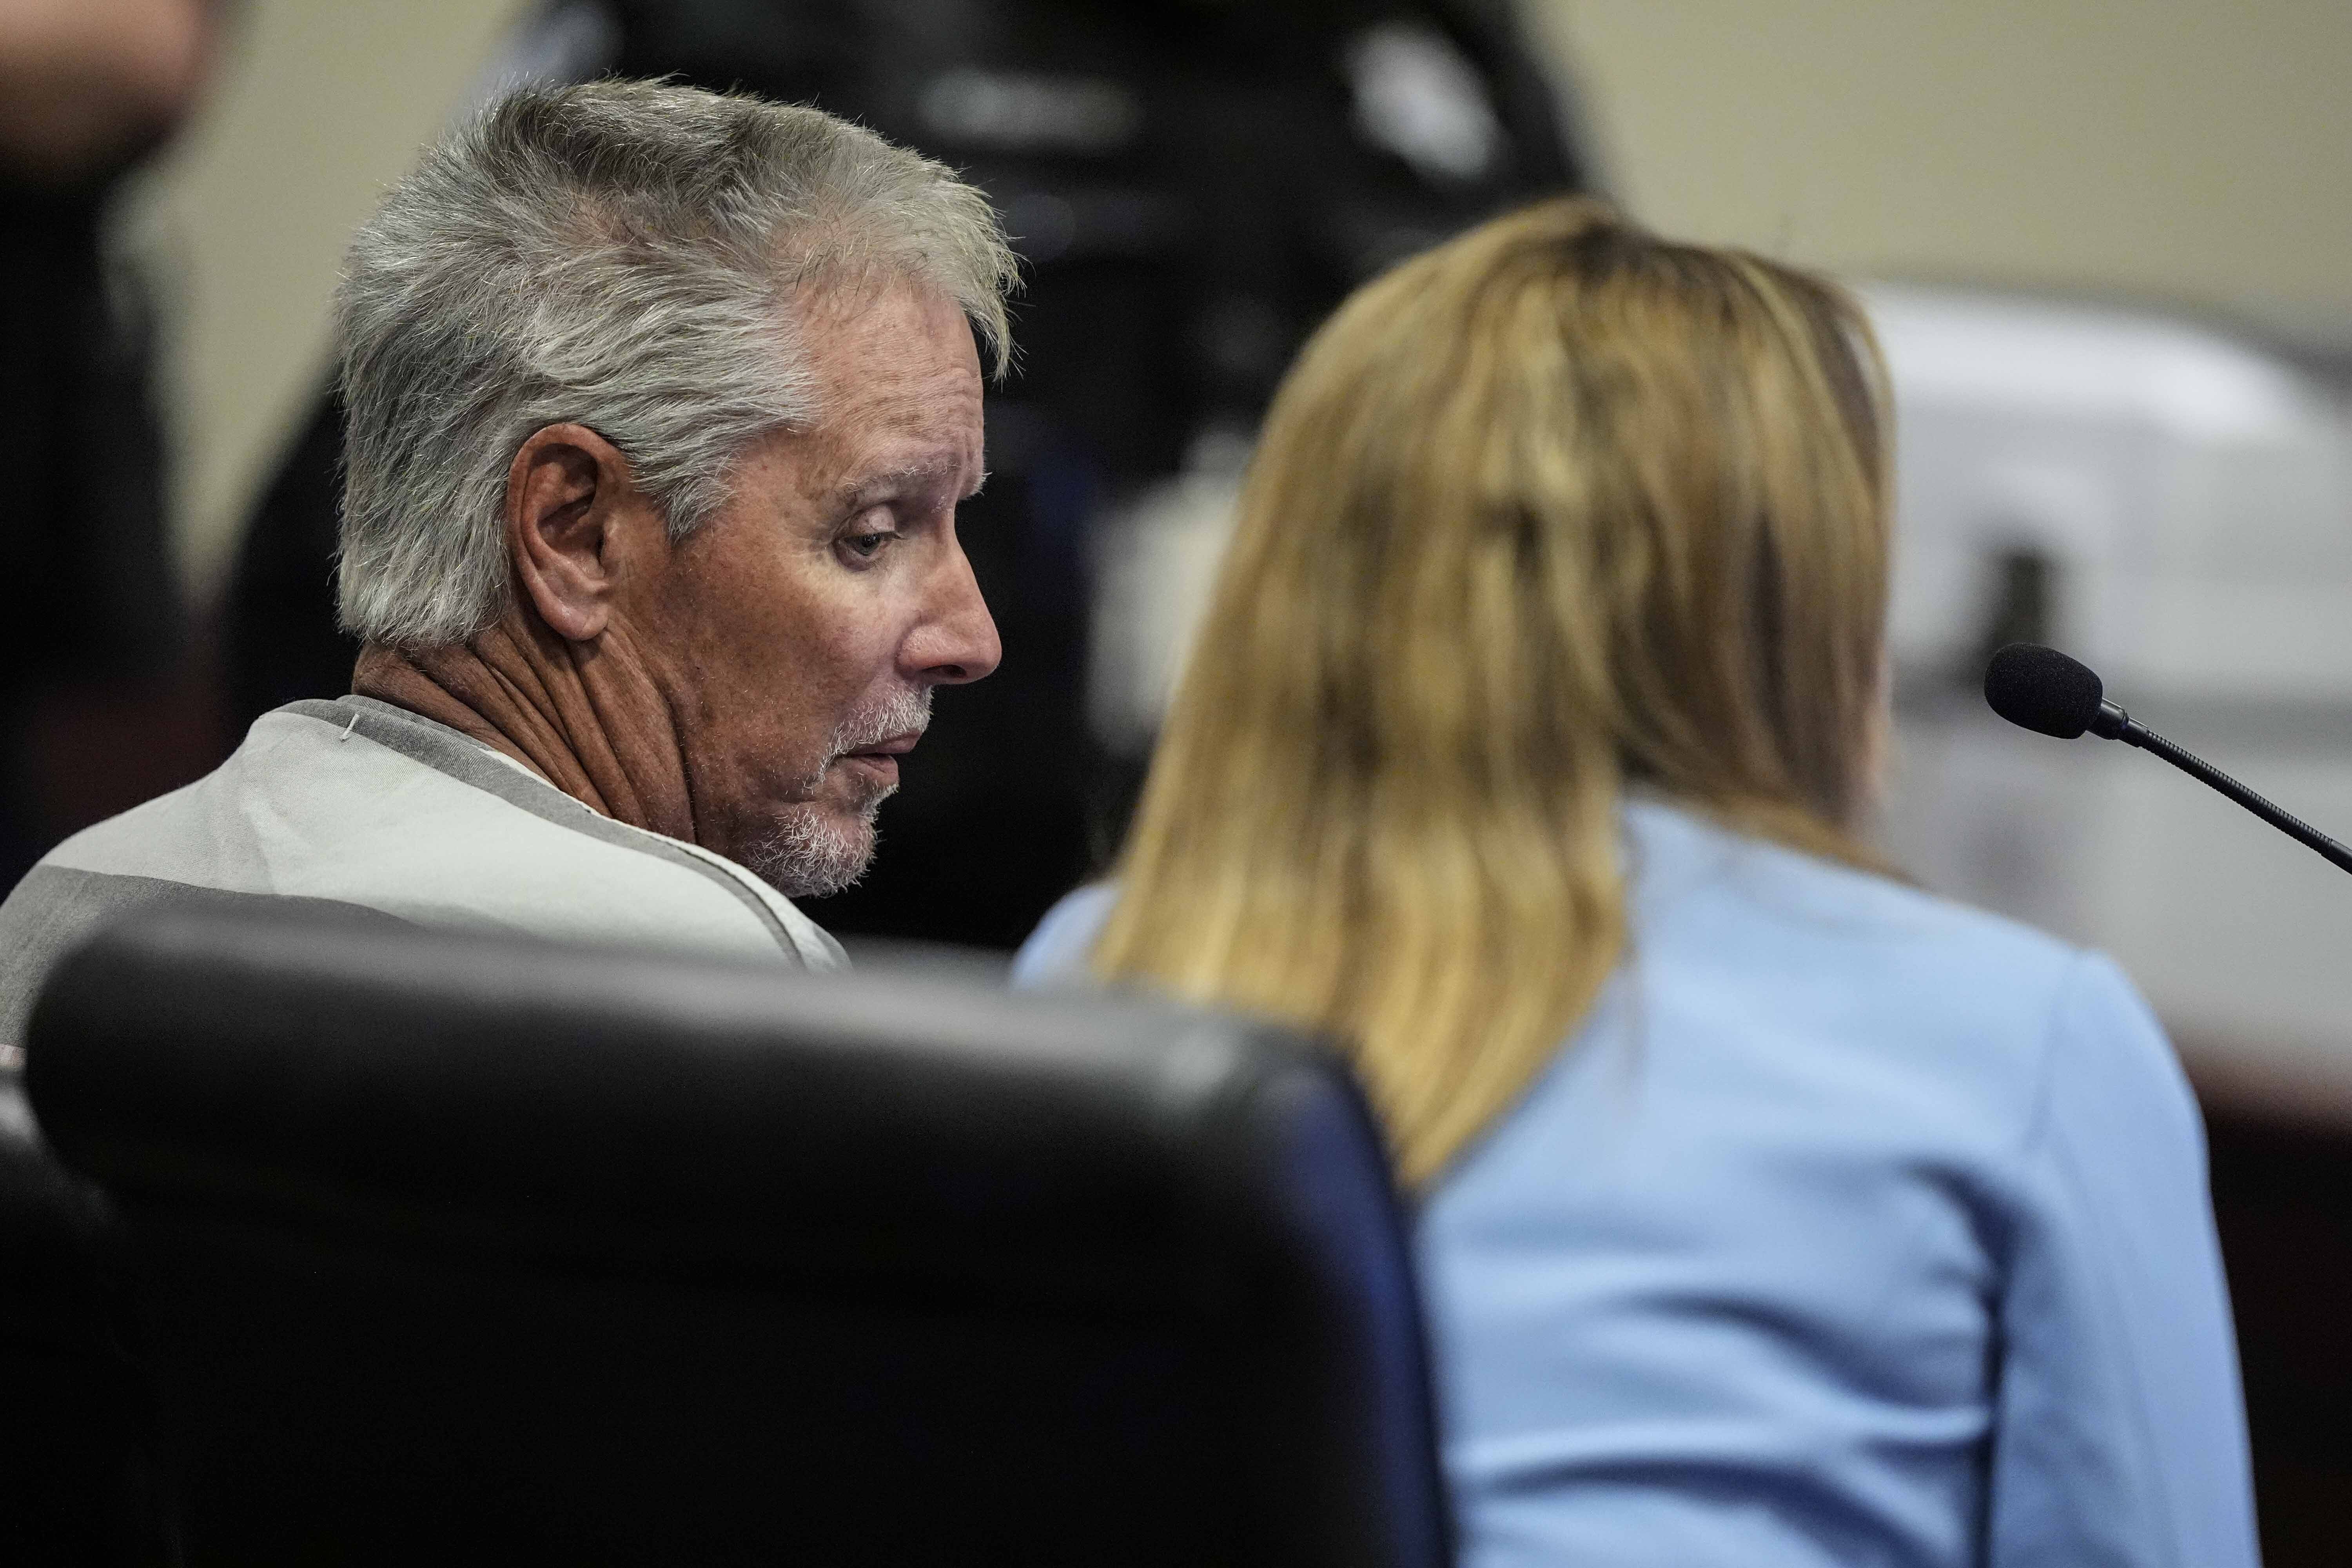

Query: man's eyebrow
[833,459,979,511]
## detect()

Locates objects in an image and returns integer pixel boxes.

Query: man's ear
[503,423,656,643]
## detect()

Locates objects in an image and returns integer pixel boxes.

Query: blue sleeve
[1009,884,1119,989]
[1987,954,2259,1568]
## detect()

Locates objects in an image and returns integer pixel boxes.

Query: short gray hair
[334,78,1018,647]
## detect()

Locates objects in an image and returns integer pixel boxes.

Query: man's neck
[350,619,697,844]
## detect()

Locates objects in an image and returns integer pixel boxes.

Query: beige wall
[126,0,525,601]
[1535,0,2352,334]
[134,0,2352,601]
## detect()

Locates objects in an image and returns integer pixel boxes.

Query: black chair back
[27,908,1449,1568]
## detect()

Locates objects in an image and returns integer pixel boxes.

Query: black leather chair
[26,907,1450,1568]
[0,1070,165,1566]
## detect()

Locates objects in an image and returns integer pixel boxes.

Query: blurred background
[9,0,2351,1559]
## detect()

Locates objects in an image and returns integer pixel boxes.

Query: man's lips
[834,731,923,790]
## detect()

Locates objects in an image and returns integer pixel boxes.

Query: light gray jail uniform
[0,695,845,1053]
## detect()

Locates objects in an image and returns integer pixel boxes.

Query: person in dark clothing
[0,0,222,895]
[2,11,226,1561]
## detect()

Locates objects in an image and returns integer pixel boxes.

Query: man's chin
[739,804,879,900]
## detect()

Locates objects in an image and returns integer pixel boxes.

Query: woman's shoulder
[1630,798,2097,1009]
[1012,808,2187,1146]
[1010,882,1119,987]
[1617,799,2185,1154]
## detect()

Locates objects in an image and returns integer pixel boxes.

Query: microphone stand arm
[2091,699,2352,877]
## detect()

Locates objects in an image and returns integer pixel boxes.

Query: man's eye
[842,530,899,561]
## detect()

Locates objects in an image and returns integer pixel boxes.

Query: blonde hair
[1091,199,1894,1185]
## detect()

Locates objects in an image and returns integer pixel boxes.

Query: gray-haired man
[0,80,1015,1041]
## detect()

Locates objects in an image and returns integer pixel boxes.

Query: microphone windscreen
[1984,643,2104,739]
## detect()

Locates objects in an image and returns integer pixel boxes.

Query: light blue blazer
[1013,799,2258,1568]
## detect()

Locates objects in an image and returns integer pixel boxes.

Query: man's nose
[906,542,1001,686]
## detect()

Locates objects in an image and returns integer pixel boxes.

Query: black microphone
[1983,642,2352,876]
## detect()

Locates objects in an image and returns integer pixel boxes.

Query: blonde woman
[1014,201,2255,1567]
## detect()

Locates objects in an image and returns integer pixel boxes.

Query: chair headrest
[26,907,1399,1314]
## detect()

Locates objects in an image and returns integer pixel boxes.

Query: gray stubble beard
[740,684,931,899]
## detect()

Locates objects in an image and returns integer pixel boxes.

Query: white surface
[1864,282,2352,697]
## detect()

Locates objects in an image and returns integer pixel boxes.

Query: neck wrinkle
[350,620,699,845]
